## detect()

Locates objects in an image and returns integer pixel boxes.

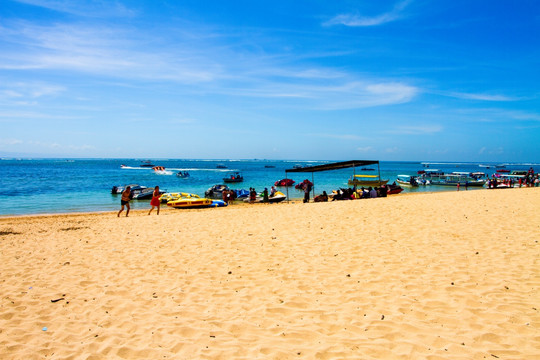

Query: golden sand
[1,188,539,359]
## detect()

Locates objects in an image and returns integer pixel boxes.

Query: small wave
[155,170,174,175]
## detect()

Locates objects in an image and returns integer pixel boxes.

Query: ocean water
[0,159,535,216]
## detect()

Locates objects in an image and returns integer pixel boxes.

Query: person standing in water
[118,186,132,217]
[148,186,161,215]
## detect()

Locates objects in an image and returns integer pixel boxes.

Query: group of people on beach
[487,167,539,189]
[330,185,388,200]
[117,185,161,217]
[221,188,236,205]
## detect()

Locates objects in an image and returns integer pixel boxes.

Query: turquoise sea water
[0,159,536,216]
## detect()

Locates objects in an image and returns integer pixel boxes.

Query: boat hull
[167,198,213,208]
[429,180,485,187]
[348,179,389,187]
[395,179,418,187]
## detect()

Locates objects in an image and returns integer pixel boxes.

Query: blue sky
[1,0,539,161]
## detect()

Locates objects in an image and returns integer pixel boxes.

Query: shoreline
[0,186,502,219]
[1,187,539,359]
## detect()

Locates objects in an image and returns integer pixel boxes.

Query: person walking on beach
[263,187,269,203]
[118,186,132,217]
[303,181,312,203]
[148,186,161,215]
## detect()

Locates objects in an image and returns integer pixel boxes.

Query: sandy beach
[1,188,539,359]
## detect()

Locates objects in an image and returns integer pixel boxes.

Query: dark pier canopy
[285,160,379,173]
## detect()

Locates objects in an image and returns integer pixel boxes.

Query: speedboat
[216,164,227,169]
[223,172,243,183]
[140,161,154,168]
[396,175,419,187]
[132,187,165,200]
[205,184,230,199]
[275,178,295,187]
[111,184,147,194]
[386,184,404,195]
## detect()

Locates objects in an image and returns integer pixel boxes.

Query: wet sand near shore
[1,188,539,359]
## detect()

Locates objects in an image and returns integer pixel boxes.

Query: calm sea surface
[0,159,535,216]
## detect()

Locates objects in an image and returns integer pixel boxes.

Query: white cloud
[478,146,504,155]
[13,0,135,18]
[0,138,24,145]
[0,22,220,83]
[324,0,412,27]
[308,133,368,141]
[357,146,374,152]
[387,124,443,135]
[450,92,517,101]
[0,83,65,102]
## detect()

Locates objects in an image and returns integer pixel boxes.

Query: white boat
[396,175,419,187]
[426,172,486,187]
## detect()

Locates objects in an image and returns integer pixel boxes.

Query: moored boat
[140,161,154,168]
[159,192,200,203]
[223,172,243,183]
[348,175,388,187]
[132,187,166,200]
[111,184,147,194]
[275,178,295,187]
[386,184,404,195]
[425,172,486,187]
[205,184,230,199]
[167,197,213,208]
[396,175,419,187]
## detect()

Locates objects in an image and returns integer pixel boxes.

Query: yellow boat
[167,197,213,208]
[159,192,200,203]
[348,174,388,187]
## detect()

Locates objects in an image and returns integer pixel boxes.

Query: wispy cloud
[357,146,374,153]
[323,0,412,27]
[0,21,220,82]
[0,138,24,146]
[478,146,504,155]
[231,81,419,110]
[449,92,518,102]
[0,82,65,102]
[386,124,443,135]
[307,133,369,141]
[13,0,135,18]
